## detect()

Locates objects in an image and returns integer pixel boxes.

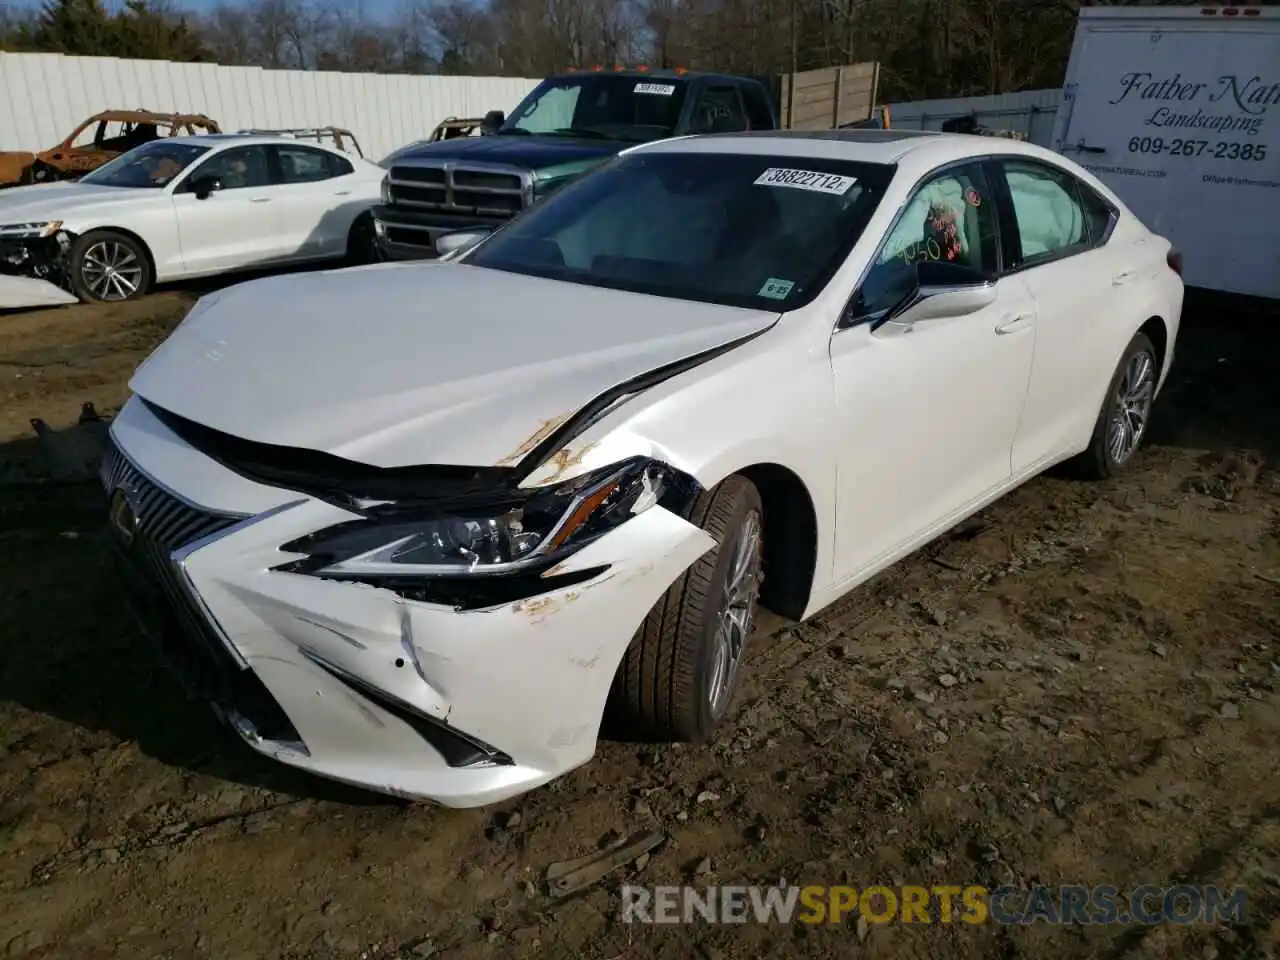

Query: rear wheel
[1072,331,1158,480]
[607,475,764,743]
[68,230,153,303]
[345,212,379,266]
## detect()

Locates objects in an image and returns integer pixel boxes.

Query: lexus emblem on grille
[109,487,139,547]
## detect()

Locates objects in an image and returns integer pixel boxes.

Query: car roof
[630,128,1057,167]
[160,133,344,150]
[547,68,754,83]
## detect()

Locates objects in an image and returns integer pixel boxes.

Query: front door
[171,144,286,274]
[829,160,1038,583]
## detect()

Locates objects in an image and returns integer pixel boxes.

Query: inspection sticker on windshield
[634,82,676,95]
[754,167,857,195]
[758,277,795,300]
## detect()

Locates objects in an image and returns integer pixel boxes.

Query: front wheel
[1072,331,1158,480]
[607,475,764,743]
[68,230,153,303]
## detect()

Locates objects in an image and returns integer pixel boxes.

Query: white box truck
[1051,3,1279,300]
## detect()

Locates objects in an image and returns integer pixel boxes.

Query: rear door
[991,156,1153,474]
[271,144,359,259]
[1052,13,1278,297]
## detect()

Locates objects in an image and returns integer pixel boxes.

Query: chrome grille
[100,436,304,745]
[100,438,244,551]
[100,435,248,675]
[388,161,530,219]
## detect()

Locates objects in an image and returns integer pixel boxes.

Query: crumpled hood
[130,261,779,469]
[0,180,137,220]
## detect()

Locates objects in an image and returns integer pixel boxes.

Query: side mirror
[191,175,221,200]
[435,226,494,259]
[887,261,996,328]
[480,110,505,136]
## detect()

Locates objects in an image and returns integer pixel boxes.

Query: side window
[325,150,354,177]
[189,145,274,190]
[739,83,775,130]
[277,145,337,184]
[1001,159,1089,267]
[691,86,747,134]
[852,162,998,319]
[1077,181,1116,245]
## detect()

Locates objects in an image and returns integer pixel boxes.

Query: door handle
[1112,270,1136,286]
[334,190,352,196]
[250,197,272,203]
[994,314,1033,335]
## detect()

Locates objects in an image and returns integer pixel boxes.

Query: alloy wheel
[707,509,763,719]
[1107,348,1155,465]
[81,240,143,301]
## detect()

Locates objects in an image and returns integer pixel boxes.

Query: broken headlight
[0,221,62,240]
[277,457,694,579]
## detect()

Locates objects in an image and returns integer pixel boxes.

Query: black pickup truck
[372,68,780,259]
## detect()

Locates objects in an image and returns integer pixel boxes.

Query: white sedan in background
[102,130,1183,807]
[0,134,384,305]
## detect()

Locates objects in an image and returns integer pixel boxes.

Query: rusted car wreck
[0,109,220,188]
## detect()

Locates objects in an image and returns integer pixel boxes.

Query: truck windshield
[81,140,210,188]
[464,151,895,312]
[500,75,690,142]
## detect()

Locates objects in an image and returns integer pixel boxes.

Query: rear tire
[345,212,379,266]
[1071,331,1158,480]
[68,230,153,303]
[607,475,764,743]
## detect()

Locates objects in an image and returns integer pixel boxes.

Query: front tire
[68,230,153,303]
[607,475,764,743]
[1072,331,1158,480]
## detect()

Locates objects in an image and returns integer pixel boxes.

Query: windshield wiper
[550,127,614,140]
[495,127,531,135]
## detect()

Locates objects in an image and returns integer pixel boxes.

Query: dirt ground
[0,282,1276,960]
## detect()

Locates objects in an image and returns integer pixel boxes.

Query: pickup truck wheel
[68,230,153,303]
[607,475,764,743]
[1071,331,1157,480]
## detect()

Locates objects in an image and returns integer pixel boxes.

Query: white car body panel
[0,272,77,308]
[104,130,1184,807]
[0,135,385,299]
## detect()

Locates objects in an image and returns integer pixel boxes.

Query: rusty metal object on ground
[544,830,666,898]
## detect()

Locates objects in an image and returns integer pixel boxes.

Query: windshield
[464,152,895,311]
[81,140,210,188]
[500,75,690,142]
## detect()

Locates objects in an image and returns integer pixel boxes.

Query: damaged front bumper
[0,233,75,308]
[102,397,715,808]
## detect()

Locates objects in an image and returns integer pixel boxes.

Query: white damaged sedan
[102,130,1183,807]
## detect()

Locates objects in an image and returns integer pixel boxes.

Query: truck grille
[100,437,302,744]
[388,162,529,219]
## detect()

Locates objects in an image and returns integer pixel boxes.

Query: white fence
[886,89,1063,147]
[0,52,541,161]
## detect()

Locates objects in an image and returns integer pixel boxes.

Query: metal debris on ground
[29,402,111,481]
[544,830,666,898]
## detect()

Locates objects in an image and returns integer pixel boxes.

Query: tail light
[1166,248,1183,276]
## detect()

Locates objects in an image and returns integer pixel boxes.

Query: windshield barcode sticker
[754,167,858,195]
[634,83,676,96]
